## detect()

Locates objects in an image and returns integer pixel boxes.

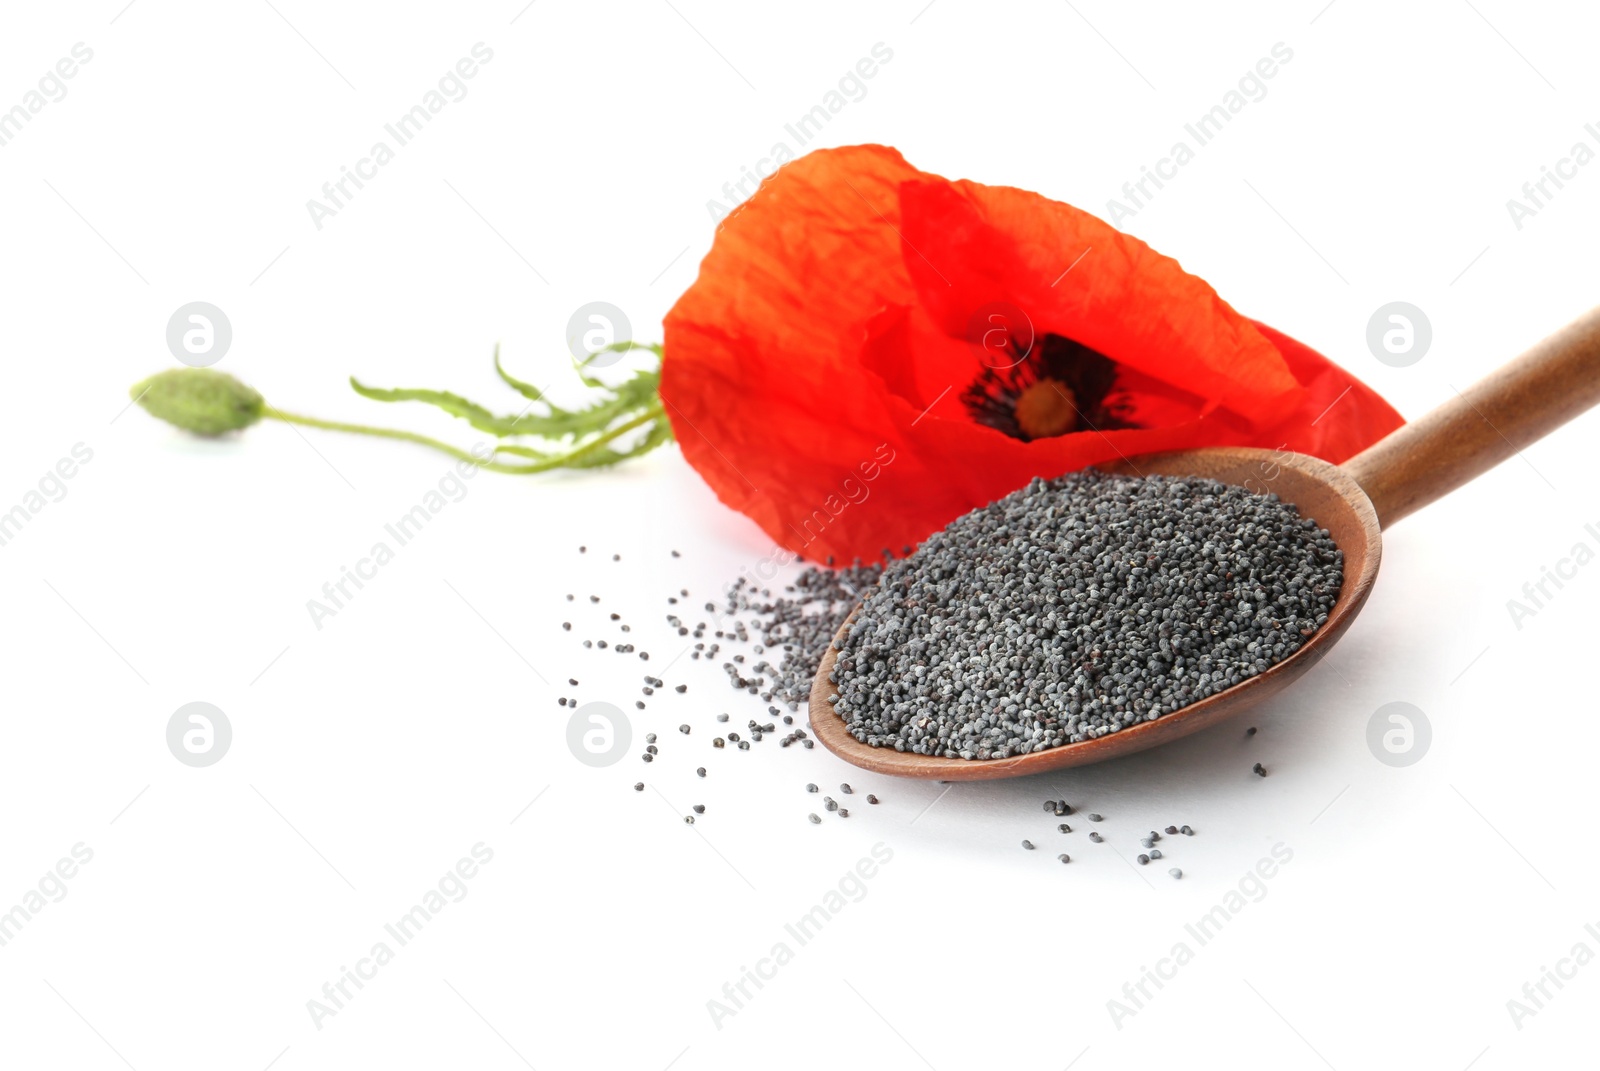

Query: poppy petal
[661,145,1403,564]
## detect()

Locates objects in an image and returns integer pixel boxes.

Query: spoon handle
[1342,306,1600,528]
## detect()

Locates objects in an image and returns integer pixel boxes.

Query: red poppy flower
[661,144,1402,564]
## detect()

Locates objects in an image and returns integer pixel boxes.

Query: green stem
[507,406,665,472]
[265,403,664,474]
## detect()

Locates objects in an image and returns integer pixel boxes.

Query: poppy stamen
[962,333,1136,441]
[1015,380,1079,439]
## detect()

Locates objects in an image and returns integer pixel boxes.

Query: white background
[2,1,1598,1068]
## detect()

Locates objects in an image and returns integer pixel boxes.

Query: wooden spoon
[810,307,1600,780]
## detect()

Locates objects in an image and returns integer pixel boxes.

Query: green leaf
[492,343,546,402]
[346,379,543,438]
[353,356,664,443]
[331,344,672,472]
[563,413,675,470]
[573,341,665,390]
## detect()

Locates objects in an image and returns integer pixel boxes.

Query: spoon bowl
[809,447,1381,779]
[810,305,1600,779]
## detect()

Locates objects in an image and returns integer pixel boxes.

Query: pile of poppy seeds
[564,469,1313,874]
[826,471,1341,759]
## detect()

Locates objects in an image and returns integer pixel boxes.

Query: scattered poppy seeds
[570,539,1228,877]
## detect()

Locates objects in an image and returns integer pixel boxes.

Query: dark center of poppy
[1013,379,1078,439]
[961,333,1137,441]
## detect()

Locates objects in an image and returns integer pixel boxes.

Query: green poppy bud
[131,368,264,436]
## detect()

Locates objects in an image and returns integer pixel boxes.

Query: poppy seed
[825,471,1341,760]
